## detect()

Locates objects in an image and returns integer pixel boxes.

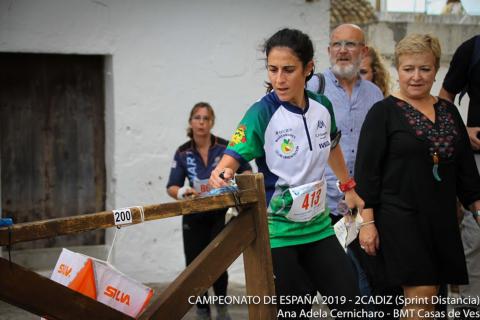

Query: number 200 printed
[112,208,133,226]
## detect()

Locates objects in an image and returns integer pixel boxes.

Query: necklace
[394,96,457,183]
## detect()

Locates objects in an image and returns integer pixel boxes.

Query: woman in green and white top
[209,28,368,319]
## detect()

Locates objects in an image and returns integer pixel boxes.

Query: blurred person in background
[441,0,466,15]
[440,34,480,305]
[167,102,252,320]
[360,46,391,97]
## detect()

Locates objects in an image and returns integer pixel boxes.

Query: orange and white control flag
[48,248,153,318]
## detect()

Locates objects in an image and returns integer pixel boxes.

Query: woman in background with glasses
[166,102,251,320]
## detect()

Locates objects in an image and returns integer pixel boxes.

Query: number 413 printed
[301,190,322,210]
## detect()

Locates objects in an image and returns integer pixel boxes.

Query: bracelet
[360,220,375,227]
[337,178,356,192]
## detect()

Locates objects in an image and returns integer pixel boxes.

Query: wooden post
[236,174,276,320]
[139,189,258,319]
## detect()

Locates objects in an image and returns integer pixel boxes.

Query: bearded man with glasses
[306,23,385,314]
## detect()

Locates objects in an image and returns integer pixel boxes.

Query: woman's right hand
[209,155,241,188]
[209,167,234,188]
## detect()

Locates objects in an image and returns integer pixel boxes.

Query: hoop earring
[306,64,315,80]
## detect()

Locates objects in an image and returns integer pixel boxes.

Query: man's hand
[467,127,480,150]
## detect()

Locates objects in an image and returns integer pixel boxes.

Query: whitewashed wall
[0,0,330,283]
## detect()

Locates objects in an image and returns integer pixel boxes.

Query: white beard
[330,59,360,79]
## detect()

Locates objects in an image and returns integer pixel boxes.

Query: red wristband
[338,178,356,192]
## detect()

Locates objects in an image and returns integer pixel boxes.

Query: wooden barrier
[0,174,276,320]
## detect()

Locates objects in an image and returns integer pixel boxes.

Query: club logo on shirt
[275,129,299,159]
[281,139,295,155]
[229,124,247,147]
[315,120,328,138]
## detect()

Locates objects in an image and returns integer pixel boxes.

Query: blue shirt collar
[270,90,309,115]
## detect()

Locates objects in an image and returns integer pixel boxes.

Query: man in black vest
[440,34,480,303]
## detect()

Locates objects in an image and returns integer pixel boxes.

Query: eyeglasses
[192,115,211,122]
[330,40,364,51]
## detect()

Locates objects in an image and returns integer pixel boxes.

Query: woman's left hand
[358,207,379,256]
[359,224,379,256]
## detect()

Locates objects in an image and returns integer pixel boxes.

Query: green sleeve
[226,101,271,162]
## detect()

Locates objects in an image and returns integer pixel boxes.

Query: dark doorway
[0,53,106,249]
